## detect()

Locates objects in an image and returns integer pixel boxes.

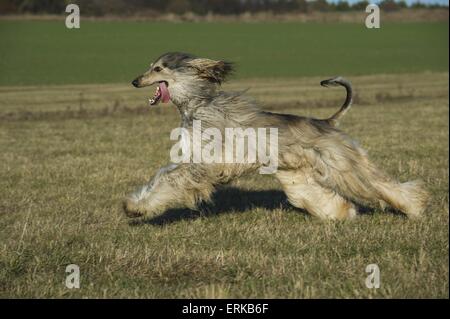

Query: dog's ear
[187,58,233,84]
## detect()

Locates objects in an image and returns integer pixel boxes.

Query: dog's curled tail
[320,76,353,127]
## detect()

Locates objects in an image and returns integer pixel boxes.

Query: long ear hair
[186,58,234,84]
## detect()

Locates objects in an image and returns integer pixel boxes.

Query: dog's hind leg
[276,169,357,220]
[298,134,429,219]
[123,163,215,218]
[368,178,429,219]
[318,155,429,219]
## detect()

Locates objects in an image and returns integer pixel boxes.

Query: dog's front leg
[123,163,177,217]
[123,163,215,218]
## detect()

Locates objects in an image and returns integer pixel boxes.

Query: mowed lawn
[0,20,448,86]
[0,72,448,298]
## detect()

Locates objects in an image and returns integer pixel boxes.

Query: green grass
[0,20,448,86]
[0,73,448,298]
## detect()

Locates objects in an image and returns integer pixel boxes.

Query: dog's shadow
[127,187,398,227]
[128,187,292,227]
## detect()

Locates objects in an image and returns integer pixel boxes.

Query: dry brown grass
[0,72,448,298]
[1,8,448,23]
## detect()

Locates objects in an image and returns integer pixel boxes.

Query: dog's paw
[122,198,145,218]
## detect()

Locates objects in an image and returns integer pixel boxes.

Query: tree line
[1,0,447,16]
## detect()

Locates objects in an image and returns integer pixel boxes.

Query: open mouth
[149,81,170,106]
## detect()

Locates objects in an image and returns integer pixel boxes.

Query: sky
[327,0,449,4]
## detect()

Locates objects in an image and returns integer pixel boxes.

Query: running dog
[124,52,428,220]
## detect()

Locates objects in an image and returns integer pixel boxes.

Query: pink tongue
[159,82,170,103]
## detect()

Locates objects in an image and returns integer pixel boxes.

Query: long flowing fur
[125,52,429,220]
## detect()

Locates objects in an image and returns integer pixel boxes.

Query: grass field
[0,72,448,298]
[0,21,448,85]
[0,19,448,298]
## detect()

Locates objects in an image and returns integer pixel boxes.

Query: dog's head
[132,52,233,106]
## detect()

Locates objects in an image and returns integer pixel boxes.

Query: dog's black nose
[132,78,140,87]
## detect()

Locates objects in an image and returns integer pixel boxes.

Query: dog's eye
[153,66,162,72]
